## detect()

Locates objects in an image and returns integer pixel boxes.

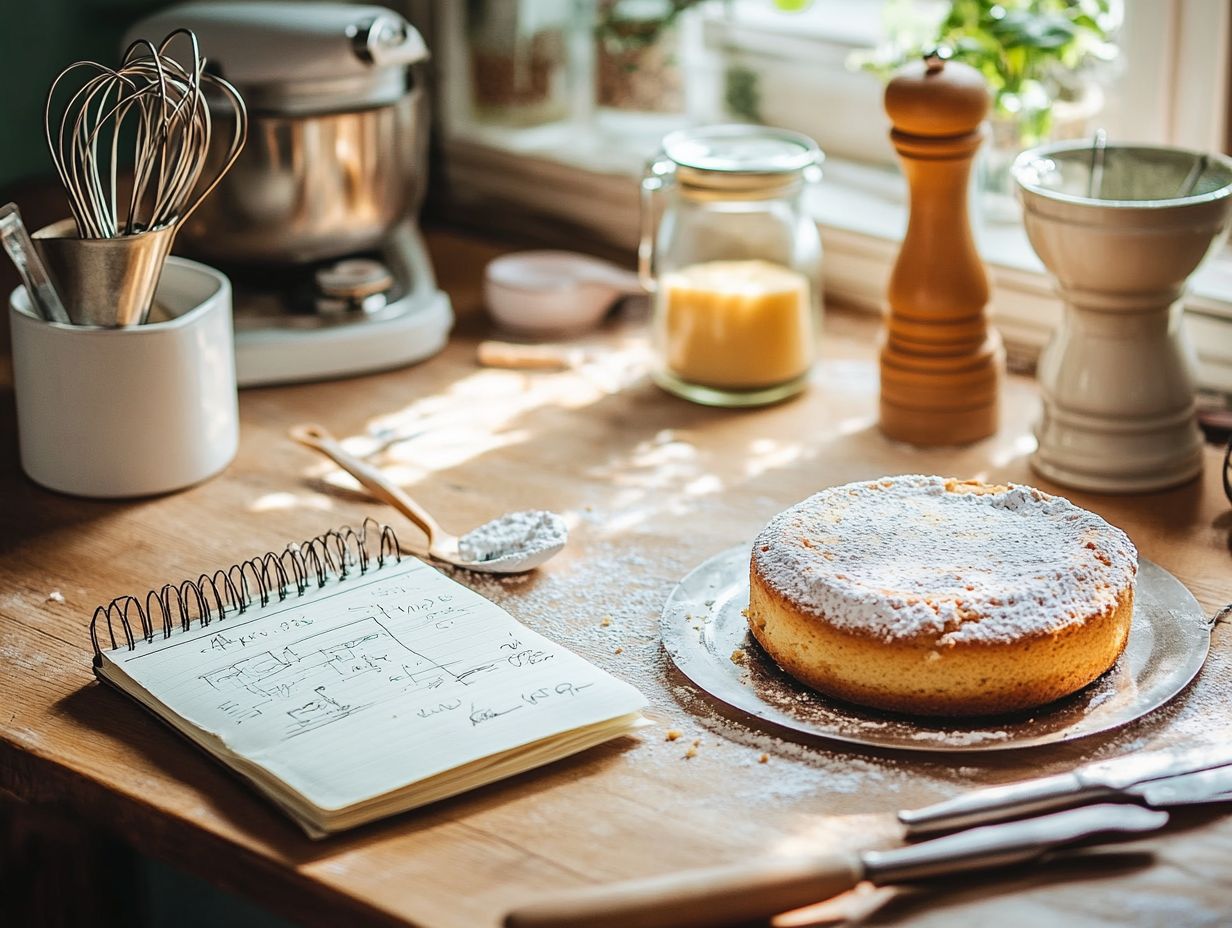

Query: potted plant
[594,0,698,114]
[852,0,1121,216]
[593,0,818,118]
[466,0,572,126]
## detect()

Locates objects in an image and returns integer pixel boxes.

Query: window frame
[420,0,1232,391]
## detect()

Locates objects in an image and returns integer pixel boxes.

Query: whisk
[46,29,245,238]
[37,29,246,325]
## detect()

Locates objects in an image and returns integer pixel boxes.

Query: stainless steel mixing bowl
[176,89,425,266]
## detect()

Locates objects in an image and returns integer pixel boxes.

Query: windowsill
[441,119,1232,393]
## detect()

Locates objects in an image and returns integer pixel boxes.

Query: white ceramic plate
[661,546,1213,753]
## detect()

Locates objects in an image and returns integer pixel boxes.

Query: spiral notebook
[89,522,648,838]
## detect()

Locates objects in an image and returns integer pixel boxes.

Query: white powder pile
[753,475,1138,646]
[457,509,567,565]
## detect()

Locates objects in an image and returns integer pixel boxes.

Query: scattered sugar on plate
[46,591,65,603]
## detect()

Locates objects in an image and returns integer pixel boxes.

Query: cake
[747,476,1137,716]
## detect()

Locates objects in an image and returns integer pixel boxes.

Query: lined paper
[103,558,647,812]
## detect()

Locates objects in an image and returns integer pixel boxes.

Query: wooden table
[2,228,1231,928]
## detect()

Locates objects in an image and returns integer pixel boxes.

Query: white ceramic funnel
[1014,142,1232,493]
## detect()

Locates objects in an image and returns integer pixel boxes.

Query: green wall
[0,0,178,188]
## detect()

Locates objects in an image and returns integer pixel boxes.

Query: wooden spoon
[289,423,566,574]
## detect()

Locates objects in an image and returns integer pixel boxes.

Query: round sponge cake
[747,476,1137,716]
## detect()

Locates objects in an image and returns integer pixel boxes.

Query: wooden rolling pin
[879,53,1003,446]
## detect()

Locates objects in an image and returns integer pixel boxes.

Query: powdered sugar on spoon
[457,509,568,572]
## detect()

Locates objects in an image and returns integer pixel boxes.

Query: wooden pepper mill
[879,54,1002,445]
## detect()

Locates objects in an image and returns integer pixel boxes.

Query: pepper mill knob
[879,55,1004,446]
[884,53,989,137]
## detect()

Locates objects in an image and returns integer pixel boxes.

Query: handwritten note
[101,558,647,818]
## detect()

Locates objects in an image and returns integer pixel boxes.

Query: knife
[503,804,1166,928]
[899,742,1232,837]
[1133,765,1232,807]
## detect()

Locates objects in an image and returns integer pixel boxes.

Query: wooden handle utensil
[503,853,864,928]
[504,804,1170,928]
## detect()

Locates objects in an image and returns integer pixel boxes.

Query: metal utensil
[289,424,567,574]
[31,218,175,327]
[1178,153,1210,198]
[40,28,246,325]
[46,29,246,238]
[0,203,70,323]
[899,741,1232,836]
[503,804,1167,928]
[1087,128,1108,199]
[1133,764,1232,806]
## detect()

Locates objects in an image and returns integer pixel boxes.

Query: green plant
[851,0,1119,145]
[724,64,761,122]
[594,0,701,57]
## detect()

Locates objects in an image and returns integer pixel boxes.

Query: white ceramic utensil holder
[9,257,239,498]
[1015,143,1232,493]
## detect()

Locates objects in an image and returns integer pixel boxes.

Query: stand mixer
[125,2,453,386]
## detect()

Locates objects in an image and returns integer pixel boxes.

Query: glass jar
[595,0,685,115]
[463,0,572,128]
[640,125,824,407]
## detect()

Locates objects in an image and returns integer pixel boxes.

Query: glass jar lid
[661,125,822,191]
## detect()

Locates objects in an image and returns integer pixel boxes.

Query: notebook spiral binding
[90,518,401,664]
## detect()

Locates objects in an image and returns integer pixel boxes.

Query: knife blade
[1129,765,1232,807]
[898,742,1232,836]
[865,802,1167,883]
[503,804,1167,928]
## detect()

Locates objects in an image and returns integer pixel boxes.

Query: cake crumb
[47,591,65,603]
[599,615,612,627]
[665,729,683,741]
[691,737,701,747]
[684,746,699,759]
[613,646,624,655]
[758,753,769,764]
[730,648,747,665]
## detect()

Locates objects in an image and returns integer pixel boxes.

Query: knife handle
[503,853,864,928]
[898,773,1113,837]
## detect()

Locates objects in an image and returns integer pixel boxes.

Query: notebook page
[103,557,647,811]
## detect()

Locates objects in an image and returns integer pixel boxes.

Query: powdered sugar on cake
[751,475,1138,646]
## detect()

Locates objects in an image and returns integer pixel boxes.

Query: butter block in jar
[657,260,814,396]
[639,125,824,407]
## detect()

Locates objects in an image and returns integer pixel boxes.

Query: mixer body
[178,91,425,266]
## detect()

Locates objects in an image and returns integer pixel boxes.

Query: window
[409,0,1232,391]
